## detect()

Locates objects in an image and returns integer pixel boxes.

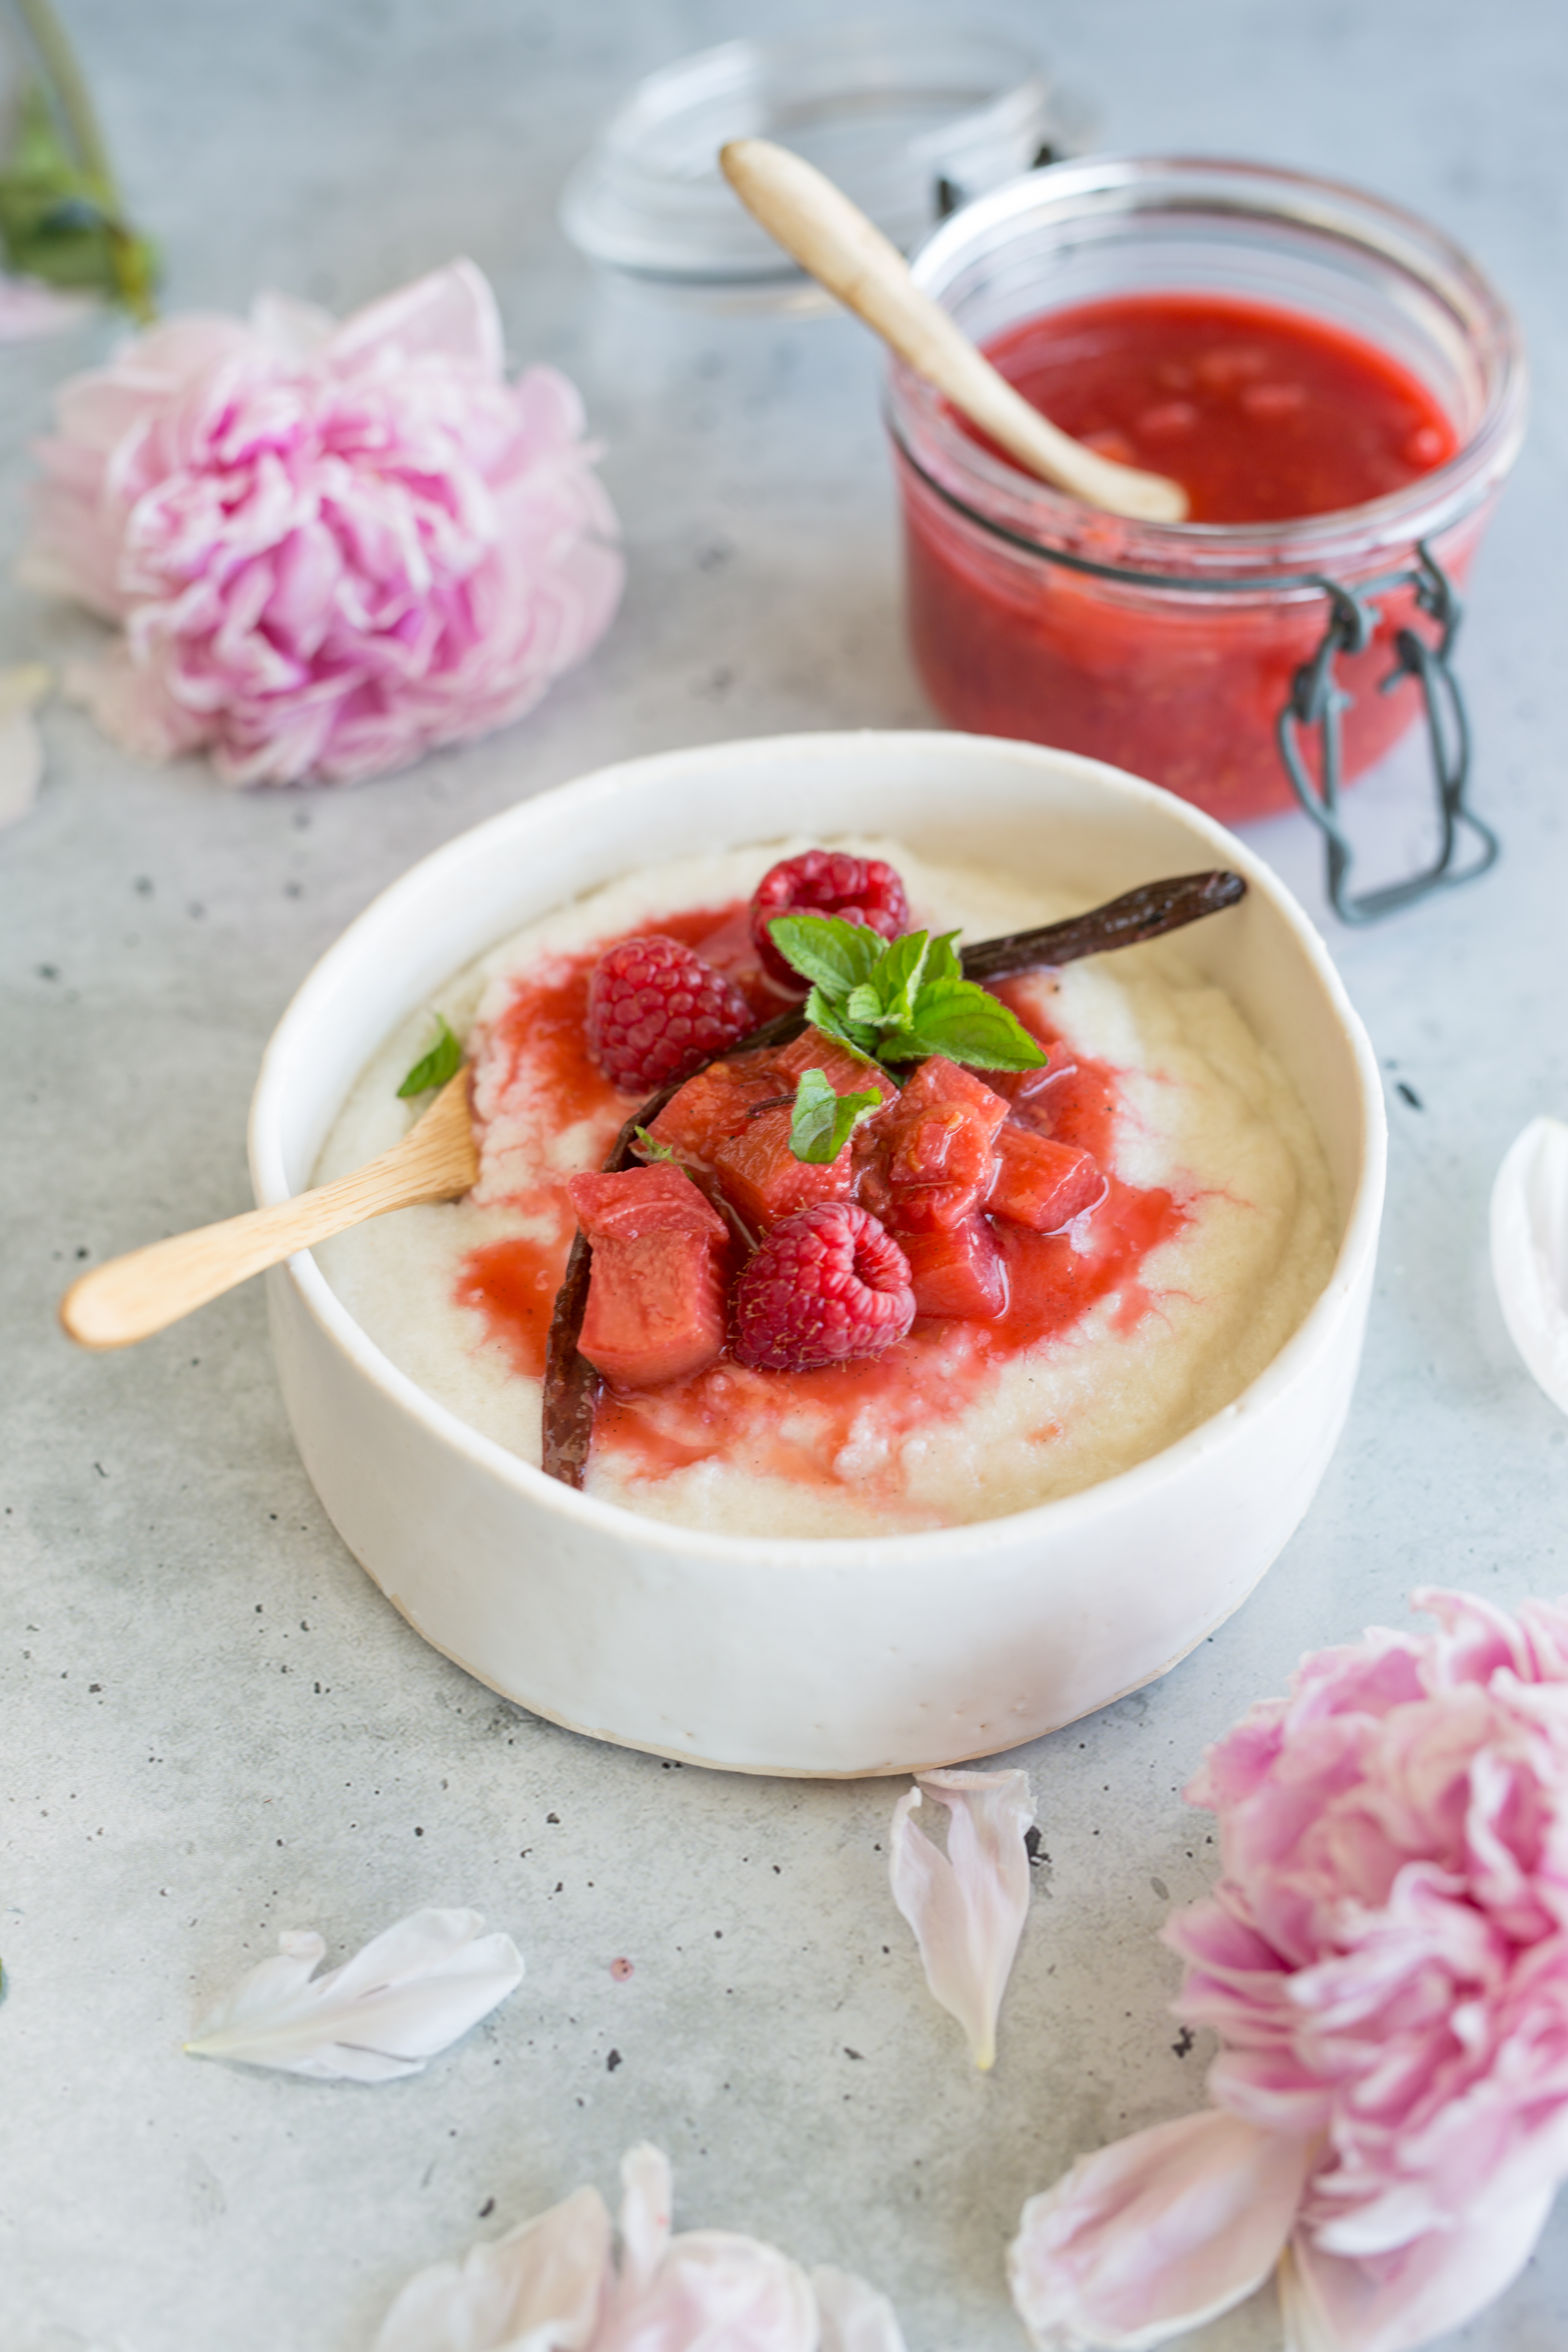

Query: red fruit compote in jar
[890,158,1525,825]
[313,840,1336,1539]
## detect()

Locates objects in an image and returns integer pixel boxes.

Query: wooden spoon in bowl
[59,1068,478,1351]
[719,136,1188,525]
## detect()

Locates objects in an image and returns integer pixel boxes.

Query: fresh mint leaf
[900,982,1049,1071]
[773,911,1048,1073]
[843,981,885,1031]
[766,913,884,1003]
[788,1068,886,1164]
[633,1126,678,1164]
[803,984,879,1058]
[874,929,932,1029]
[397,1014,463,1098]
[925,931,964,988]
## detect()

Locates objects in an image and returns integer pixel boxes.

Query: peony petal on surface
[1008,2109,1314,2351]
[889,1765,1034,2068]
[613,2143,672,2303]
[372,2183,610,2352]
[590,2143,815,2352]
[0,271,96,340]
[1280,2188,1555,2352]
[811,2266,910,2352]
[1490,1117,1568,1414]
[0,664,50,828]
[186,1907,523,2080]
[375,2148,821,2352]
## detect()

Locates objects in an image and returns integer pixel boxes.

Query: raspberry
[749,850,910,988]
[587,934,755,1093]
[731,1201,915,1372]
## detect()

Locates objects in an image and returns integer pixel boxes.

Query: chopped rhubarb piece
[674,1026,884,1234]
[986,1062,1060,1106]
[859,1056,1011,1234]
[568,1163,729,1245]
[987,1128,1104,1232]
[568,1164,730,1391]
[766,1026,884,1097]
[642,1048,779,1169]
[713,1104,855,1233]
[899,1216,1009,1322]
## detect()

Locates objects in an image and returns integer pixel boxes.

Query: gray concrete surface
[2,3,1566,2346]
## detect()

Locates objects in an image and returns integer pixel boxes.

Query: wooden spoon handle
[60,1070,477,1351]
[719,138,1187,525]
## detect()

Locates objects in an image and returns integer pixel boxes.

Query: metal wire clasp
[1276,543,1499,924]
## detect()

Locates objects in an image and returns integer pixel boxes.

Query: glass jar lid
[559,22,1086,311]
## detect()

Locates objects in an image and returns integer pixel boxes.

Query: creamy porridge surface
[314,839,1337,1537]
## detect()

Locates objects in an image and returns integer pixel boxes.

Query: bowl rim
[250,727,1386,1567]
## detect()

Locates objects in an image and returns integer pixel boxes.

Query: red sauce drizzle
[454,923,1190,1510]
[455,1209,573,1379]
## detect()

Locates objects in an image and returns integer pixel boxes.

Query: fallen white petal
[1281,2191,1554,2352]
[812,2265,910,2352]
[889,1765,1034,2068]
[187,1907,523,2080]
[0,664,49,830]
[372,2183,610,2352]
[1491,1117,1568,1414]
[1009,2110,1313,2351]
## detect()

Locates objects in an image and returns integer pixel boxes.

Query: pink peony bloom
[22,259,622,786]
[1011,1590,1568,2352]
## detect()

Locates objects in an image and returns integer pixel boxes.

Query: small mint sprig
[397,1014,463,1098]
[788,1068,885,1165]
[766,914,1048,1074]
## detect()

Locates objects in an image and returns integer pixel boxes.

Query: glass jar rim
[889,153,1528,589]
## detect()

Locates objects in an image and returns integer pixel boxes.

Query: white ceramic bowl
[251,732,1384,1777]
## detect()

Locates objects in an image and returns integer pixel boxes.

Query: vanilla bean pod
[541,869,1244,1489]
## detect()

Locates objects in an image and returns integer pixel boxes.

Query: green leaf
[766,914,884,1003]
[788,1068,886,1165]
[633,1125,677,1164]
[842,981,886,1031]
[397,1014,463,1098]
[899,982,1049,1071]
[925,931,964,987]
[873,930,932,1029]
[803,984,879,1058]
[772,909,1048,1072]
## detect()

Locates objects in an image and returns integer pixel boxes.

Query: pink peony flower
[1010,1589,1568,2352]
[22,259,623,785]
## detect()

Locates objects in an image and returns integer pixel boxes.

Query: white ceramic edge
[250,727,1385,1572]
[249,731,1386,1773]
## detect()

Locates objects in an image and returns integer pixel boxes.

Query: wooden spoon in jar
[58,1068,478,1351]
[719,137,1189,526]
